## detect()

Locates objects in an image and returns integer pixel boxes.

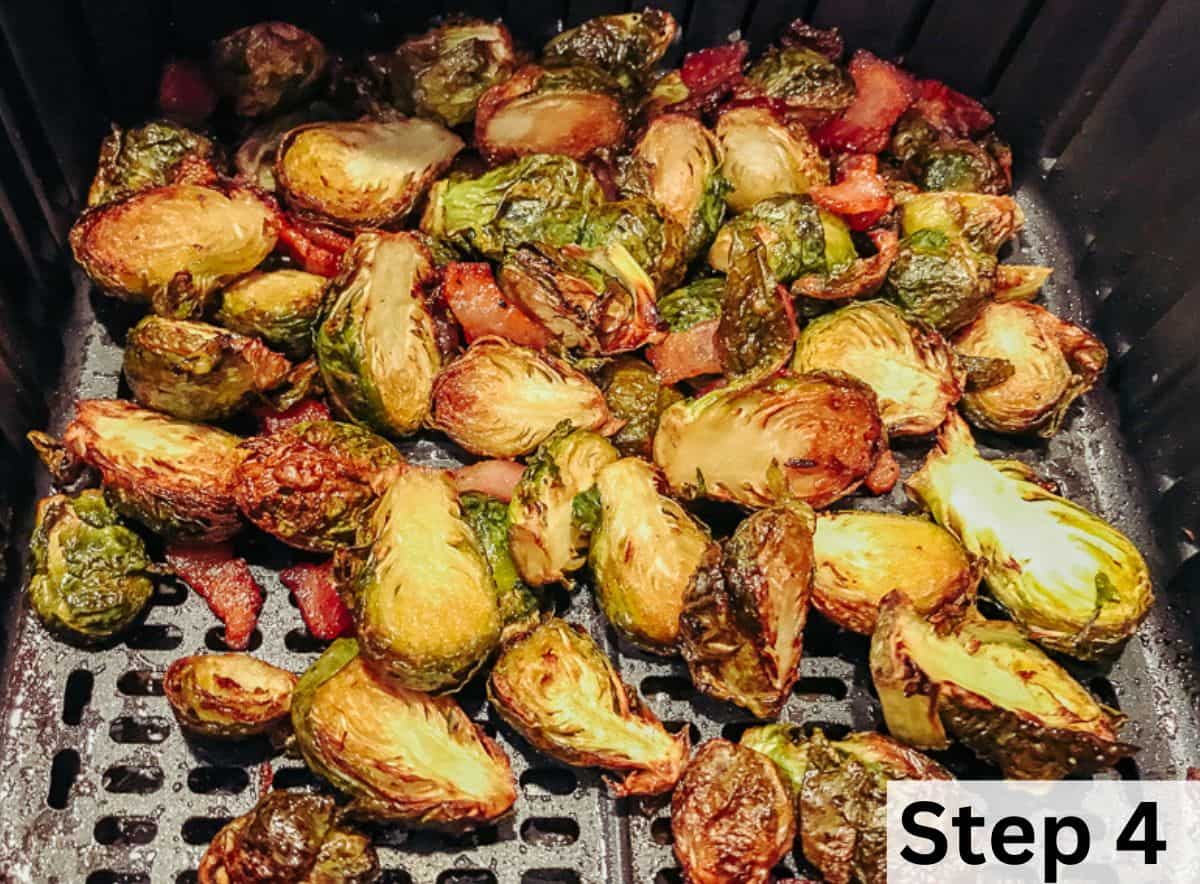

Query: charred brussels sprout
[793,300,963,436]
[507,424,619,586]
[87,120,216,207]
[489,617,689,795]
[671,739,796,884]
[198,790,378,884]
[69,183,280,318]
[891,112,1011,195]
[589,458,711,652]
[123,317,292,421]
[953,301,1108,436]
[292,638,516,826]
[429,338,617,458]
[709,195,854,284]
[589,357,683,457]
[216,270,327,359]
[996,263,1053,301]
[898,191,1023,254]
[870,591,1135,779]
[653,372,897,510]
[164,653,296,739]
[681,502,815,718]
[421,154,604,260]
[715,231,797,379]
[28,490,153,643]
[907,415,1152,659]
[233,421,401,552]
[63,400,244,541]
[460,492,542,631]
[812,511,977,635]
[745,46,856,127]
[657,277,724,332]
[315,231,441,437]
[579,197,686,291]
[542,8,678,92]
[277,118,463,229]
[211,22,328,117]
[883,229,996,334]
[716,106,829,213]
[340,465,500,692]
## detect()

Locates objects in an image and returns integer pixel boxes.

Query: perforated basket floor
[0,184,1197,884]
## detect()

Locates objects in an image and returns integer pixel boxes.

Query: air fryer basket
[1,1,1198,882]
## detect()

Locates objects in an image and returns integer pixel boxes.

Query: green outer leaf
[290,638,370,795]
[657,278,724,332]
[460,491,541,629]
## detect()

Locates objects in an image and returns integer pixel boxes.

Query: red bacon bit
[669,42,748,118]
[166,543,264,650]
[864,448,900,495]
[810,154,895,230]
[157,59,217,124]
[815,50,917,154]
[277,216,353,278]
[912,79,994,137]
[647,318,722,385]
[252,397,332,434]
[278,560,353,641]
[444,262,552,350]
[450,459,525,503]
[257,762,274,795]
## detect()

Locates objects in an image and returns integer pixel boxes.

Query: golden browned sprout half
[716,105,829,213]
[164,653,296,740]
[215,269,328,360]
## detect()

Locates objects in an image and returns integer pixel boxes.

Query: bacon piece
[810,154,895,230]
[667,42,749,118]
[278,560,353,641]
[252,397,332,434]
[450,459,525,502]
[277,216,352,277]
[166,543,263,650]
[444,262,552,350]
[912,79,994,137]
[157,59,217,124]
[815,51,916,154]
[647,318,722,384]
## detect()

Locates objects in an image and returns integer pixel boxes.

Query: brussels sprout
[870,591,1135,778]
[792,300,963,436]
[681,502,815,718]
[277,118,463,229]
[953,301,1108,437]
[87,120,217,207]
[579,197,686,291]
[812,511,978,635]
[589,457,711,652]
[122,316,292,422]
[488,617,689,795]
[715,231,797,379]
[657,277,724,332]
[215,270,327,359]
[233,420,401,552]
[906,414,1151,659]
[292,638,516,825]
[620,113,728,262]
[588,356,683,457]
[198,790,378,884]
[430,338,618,458]
[671,739,796,884]
[63,400,243,541]
[745,45,857,127]
[27,490,153,643]
[716,106,829,213]
[388,20,517,127]
[315,231,441,438]
[898,190,1023,254]
[508,425,619,587]
[164,653,296,739]
[211,22,328,117]
[892,113,1012,195]
[69,182,280,318]
[542,8,678,92]
[995,264,1053,302]
[708,195,854,284]
[883,229,997,334]
[339,465,500,692]
[460,491,542,631]
[233,101,344,191]
[475,64,627,164]
[791,226,901,303]
[653,372,897,510]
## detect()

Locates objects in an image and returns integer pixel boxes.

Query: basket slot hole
[650,816,673,846]
[543,584,572,614]
[284,628,330,654]
[436,873,497,884]
[124,623,182,651]
[379,872,414,884]
[181,816,233,845]
[1090,676,1120,709]
[117,670,164,696]
[640,675,694,702]
[406,826,501,851]
[803,617,868,660]
[47,748,80,809]
[205,626,263,652]
[152,582,188,606]
[109,715,171,744]
[803,721,852,740]
[94,816,158,846]
[520,816,580,846]
[522,871,581,884]
[187,766,250,795]
[103,763,164,794]
[794,676,849,700]
[85,873,150,884]
[520,767,578,796]
[62,669,94,725]
[662,720,702,745]
[174,874,198,884]
[654,870,683,884]
[719,721,757,743]
[271,765,323,791]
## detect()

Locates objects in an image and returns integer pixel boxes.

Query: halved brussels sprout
[716,106,829,213]
[671,739,796,884]
[953,301,1108,437]
[233,101,344,191]
[315,231,441,437]
[883,229,997,334]
[588,356,683,457]
[508,424,619,587]
[460,492,542,631]
[62,399,244,541]
[198,790,378,884]
[708,195,854,284]
[164,653,296,739]
[793,300,963,436]
[429,337,618,458]
[215,269,327,359]
[812,511,978,635]
[578,197,686,291]
[421,154,604,260]
[542,8,678,92]
[906,414,1151,659]
[475,64,627,164]
[489,617,689,795]
[123,316,292,421]
[87,120,217,207]
[69,182,280,318]
[211,22,328,117]
[898,190,1023,254]
[653,372,897,510]
[657,277,724,332]
[589,457,711,652]
[745,45,857,127]
[339,465,500,692]
[292,638,516,826]
[995,264,1052,301]
[28,490,153,643]
[277,118,463,229]
[233,420,402,552]
[681,501,815,718]
[870,591,1136,778]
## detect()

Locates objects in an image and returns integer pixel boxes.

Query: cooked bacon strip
[912,79,994,137]
[252,397,332,434]
[810,154,895,231]
[166,543,264,650]
[815,51,916,154]
[444,262,552,350]
[450,459,525,503]
[647,318,722,384]
[277,216,352,277]
[278,560,353,641]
